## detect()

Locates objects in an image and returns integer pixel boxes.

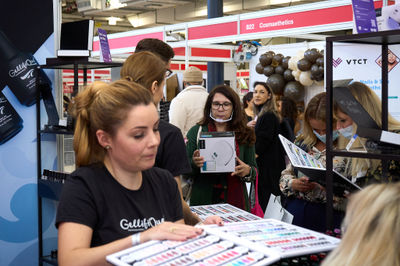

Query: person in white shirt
[169,66,209,138]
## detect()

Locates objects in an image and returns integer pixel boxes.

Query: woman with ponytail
[120,51,222,226]
[56,80,203,266]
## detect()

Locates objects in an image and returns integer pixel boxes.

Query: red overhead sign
[93,31,163,51]
[240,5,353,34]
[188,21,237,40]
[173,47,231,58]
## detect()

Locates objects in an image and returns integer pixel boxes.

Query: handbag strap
[254,168,260,202]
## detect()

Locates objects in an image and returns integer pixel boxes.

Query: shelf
[43,57,122,70]
[331,149,400,160]
[37,57,123,266]
[39,129,73,135]
[38,179,63,201]
[326,29,400,45]
[40,255,58,265]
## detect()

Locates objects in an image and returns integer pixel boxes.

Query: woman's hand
[140,221,203,243]
[291,176,316,192]
[202,215,224,226]
[232,157,251,178]
[192,150,205,168]
[247,120,256,128]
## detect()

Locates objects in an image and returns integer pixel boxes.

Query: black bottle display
[0,30,51,106]
[0,92,23,144]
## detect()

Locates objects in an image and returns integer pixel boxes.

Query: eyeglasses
[165,69,173,78]
[212,101,232,110]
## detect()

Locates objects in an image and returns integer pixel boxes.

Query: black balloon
[283,69,294,81]
[259,54,271,66]
[282,56,290,69]
[297,58,312,71]
[284,81,305,102]
[275,65,285,75]
[310,64,319,76]
[304,48,320,63]
[266,74,285,95]
[256,63,264,74]
[273,54,283,64]
[316,57,324,67]
[263,65,275,76]
[266,51,275,57]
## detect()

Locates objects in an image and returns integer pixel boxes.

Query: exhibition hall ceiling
[62,0,326,35]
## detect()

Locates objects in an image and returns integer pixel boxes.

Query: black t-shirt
[156,120,192,176]
[56,164,183,247]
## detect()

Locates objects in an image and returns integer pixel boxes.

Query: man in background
[169,66,209,138]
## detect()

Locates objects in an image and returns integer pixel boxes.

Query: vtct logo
[332,58,342,68]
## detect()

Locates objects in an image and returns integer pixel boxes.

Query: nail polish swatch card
[209,219,341,258]
[190,203,262,223]
[106,227,280,266]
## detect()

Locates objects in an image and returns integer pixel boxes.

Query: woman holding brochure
[186,85,257,211]
[334,81,400,187]
[279,92,347,232]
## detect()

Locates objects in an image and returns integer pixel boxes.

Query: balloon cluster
[288,48,324,87]
[255,51,305,102]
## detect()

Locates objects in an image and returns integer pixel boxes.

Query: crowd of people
[56,38,400,265]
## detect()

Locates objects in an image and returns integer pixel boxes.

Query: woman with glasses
[251,81,286,211]
[186,85,257,211]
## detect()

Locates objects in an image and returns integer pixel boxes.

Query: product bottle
[0,30,51,106]
[0,92,23,144]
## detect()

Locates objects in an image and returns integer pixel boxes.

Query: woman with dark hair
[242,91,254,121]
[277,96,298,133]
[252,81,286,210]
[186,85,257,211]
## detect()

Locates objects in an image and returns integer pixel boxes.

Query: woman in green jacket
[186,85,257,211]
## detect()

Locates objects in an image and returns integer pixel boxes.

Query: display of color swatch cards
[190,203,262,223]
[106,225,281,266]
[210,219,341,258]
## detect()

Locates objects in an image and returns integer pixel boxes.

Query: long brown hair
[120,51,166,91]
[252,81,280,121]
[199,85,256,144]
[71,80,153,167]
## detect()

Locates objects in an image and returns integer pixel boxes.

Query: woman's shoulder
[71,163,105,179]
[63,164,108,194]
[159,120,183,141]
[259,111,279,120]
[187,124,205,136]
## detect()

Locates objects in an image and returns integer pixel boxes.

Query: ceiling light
[108,17,121,25]
[105,0,127,9]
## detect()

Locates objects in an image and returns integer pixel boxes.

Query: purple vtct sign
[351,0,378,33]
[98,28,112,62]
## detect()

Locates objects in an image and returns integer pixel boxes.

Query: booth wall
[0,1,58,265]
[249,42,325,105]
[333,43,400,120]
